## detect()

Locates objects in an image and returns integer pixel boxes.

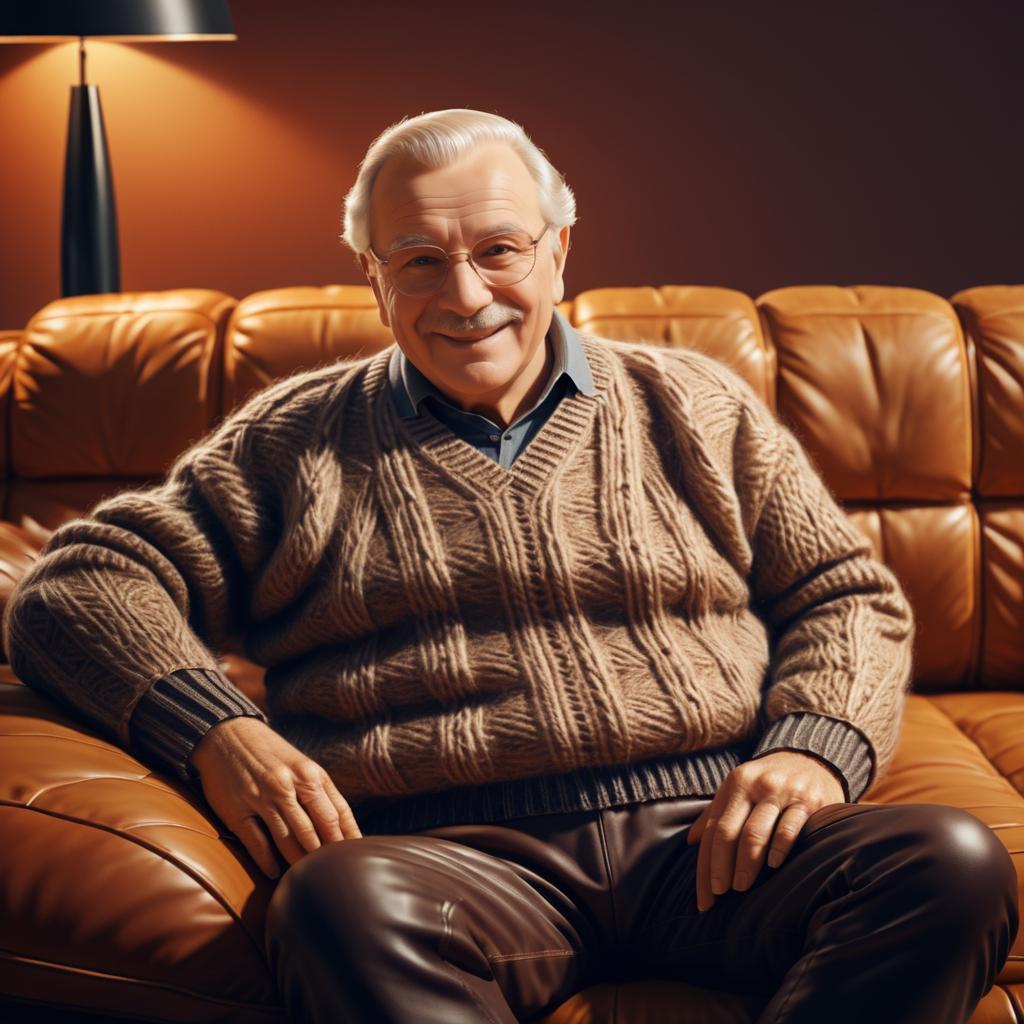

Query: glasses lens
[471,231,537,286]
[386,231,540,297]
[390,246,449,297]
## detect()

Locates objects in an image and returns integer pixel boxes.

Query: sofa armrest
[0,518,52,662]
[0,670,284,1022]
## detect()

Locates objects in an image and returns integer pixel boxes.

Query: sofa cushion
[2,668,1021,1022]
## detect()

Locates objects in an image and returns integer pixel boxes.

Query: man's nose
[435,252,493,315]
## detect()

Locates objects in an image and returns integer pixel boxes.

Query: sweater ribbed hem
[351,745,746,835]
[750,712,873,802]
[129,668,269,784]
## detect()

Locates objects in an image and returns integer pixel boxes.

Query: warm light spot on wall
[0,38,341,316]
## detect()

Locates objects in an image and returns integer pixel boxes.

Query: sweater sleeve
[737,394,915,800]
[130,668,268,785]
[749,711,873,802]
[2,399,277,758]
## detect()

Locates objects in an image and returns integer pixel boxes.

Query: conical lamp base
[61,83,120,297]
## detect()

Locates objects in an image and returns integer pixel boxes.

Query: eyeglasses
[368,225,549,298]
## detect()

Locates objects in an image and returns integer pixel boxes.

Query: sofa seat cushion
[1,676,1022,1022]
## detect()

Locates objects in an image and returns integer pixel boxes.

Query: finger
[686,804,709,845]
[323,778,363,840]
[274,799,324,858]
[708,797,750,900]
[732,801,782,891]
[300,786,344,844]
[233,814,281,879]
[766,803,812,869]
[696,795,734,913]
[695,811,717,912]
[695,793,732,912]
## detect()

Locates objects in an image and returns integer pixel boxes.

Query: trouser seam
[768,942,819,1023]
[438,898,504,1024]
[595,809,621,946]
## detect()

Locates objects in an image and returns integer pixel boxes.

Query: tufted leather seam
[0,731,146,758]
[30,307,228,331]
[762,311,953,320]
[925,699,1022,786]
[0,802,269,962]
[234,304,379,318]
[0,946,279,1014]
[22,774,189,808]
[8,766,211,816]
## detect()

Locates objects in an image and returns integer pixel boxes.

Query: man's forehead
[371,144,542,242]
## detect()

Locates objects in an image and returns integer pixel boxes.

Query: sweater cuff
[129,668,268,786]
[749,712,873,802]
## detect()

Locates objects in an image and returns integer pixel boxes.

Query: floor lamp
[0,1,236,297]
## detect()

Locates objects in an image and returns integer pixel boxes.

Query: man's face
[359,143,570,418]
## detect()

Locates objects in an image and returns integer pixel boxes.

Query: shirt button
[489,434,500,442]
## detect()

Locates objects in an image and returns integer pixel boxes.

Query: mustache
[421,307,524,336]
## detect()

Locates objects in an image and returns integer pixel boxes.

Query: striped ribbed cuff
[749,712,874,802]
[129,668,268,786]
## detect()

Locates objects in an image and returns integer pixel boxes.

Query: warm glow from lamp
[0,1,237,297]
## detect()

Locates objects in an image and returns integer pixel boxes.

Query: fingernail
[711,878,725,895]
[735,873,749,890]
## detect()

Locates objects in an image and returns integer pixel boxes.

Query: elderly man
[4,109,1017,1024]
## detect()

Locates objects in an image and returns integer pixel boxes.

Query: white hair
[340,108,576,257]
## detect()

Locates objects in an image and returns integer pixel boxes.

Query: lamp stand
[61,37,120,297]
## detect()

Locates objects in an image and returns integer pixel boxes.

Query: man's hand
[189,717,362,879]
[686,750,846,912]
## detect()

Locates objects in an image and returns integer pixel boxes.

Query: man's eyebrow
[388,232,437,249]
[386,223,529,251]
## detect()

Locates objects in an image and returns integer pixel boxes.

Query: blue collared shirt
[387,308,597,469]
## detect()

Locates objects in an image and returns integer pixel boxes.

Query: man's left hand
[686,750,847,912]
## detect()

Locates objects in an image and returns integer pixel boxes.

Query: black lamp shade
[0,1,236,41]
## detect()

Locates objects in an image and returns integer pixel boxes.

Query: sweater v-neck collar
[366,334,611,495]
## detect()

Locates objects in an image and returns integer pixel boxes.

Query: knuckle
[260,765,295,793]
[293,762,325,788]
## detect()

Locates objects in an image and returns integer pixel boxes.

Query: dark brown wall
[1,0,1022,329]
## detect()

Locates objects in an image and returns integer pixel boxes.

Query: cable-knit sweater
[3,333,915,831]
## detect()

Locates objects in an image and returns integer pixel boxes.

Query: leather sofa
[0,281,1022,1023]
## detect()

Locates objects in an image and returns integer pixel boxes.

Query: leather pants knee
[264,797,1019,1024]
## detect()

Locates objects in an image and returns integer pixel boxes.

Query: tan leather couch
[1,283,1022,1023]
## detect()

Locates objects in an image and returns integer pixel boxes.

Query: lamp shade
[0,0,236,42]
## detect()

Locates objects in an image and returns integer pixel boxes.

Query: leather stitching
[489,949,576,963]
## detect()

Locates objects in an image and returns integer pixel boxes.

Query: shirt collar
[388,307,596,420]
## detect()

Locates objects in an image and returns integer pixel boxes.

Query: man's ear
[358,253,391,329]
[551,224,571,306]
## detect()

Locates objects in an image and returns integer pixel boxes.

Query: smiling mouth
[436,323,508,342]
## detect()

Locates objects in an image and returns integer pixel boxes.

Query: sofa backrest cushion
[3,283,1022,693]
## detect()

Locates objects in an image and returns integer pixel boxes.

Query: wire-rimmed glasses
[368,225,550,298]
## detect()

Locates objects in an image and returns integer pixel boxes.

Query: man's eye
[404,255,442,268]
[483,244,512,257]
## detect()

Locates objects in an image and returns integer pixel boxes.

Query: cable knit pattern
[3,335,914,822]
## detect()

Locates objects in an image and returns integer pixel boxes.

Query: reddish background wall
[1,0,1022,330]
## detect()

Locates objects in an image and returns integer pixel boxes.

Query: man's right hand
[188,716,362,879]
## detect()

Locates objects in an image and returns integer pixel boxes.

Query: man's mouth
[435,322,509,342]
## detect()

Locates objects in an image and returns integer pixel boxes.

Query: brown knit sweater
[3,334,914,824]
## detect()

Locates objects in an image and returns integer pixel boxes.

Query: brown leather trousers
[264,796,1019,1023]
